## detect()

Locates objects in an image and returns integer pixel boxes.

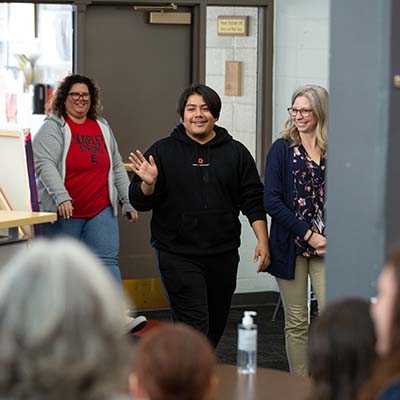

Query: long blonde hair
[281,84,329,158]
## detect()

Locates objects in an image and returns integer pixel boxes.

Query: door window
[0,3,72,134]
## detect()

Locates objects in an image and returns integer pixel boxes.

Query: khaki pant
[276,256,325,376]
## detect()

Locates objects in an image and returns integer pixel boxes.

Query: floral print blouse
[292,145,326,257]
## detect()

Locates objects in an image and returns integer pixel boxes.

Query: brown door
[79,4,192,279]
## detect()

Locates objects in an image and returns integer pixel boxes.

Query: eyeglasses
[287,107,313,117]
[68,92,90,100]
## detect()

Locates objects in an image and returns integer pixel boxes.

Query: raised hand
[129,150,158,186]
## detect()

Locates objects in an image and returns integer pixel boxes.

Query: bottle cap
[242,310,257,326]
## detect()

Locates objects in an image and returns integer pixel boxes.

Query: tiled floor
[137,301,289,371]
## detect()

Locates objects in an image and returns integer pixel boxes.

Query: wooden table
[0,210,57,242]
[215,364,311,400]
[125,163,134,172]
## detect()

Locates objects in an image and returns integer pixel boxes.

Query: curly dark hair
[46,74,101,119]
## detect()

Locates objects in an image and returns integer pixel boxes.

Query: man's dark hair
[177,84,221,120]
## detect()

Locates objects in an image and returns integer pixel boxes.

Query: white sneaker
[125,315,147,334]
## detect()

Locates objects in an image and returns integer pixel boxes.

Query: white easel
[0,129,33,238]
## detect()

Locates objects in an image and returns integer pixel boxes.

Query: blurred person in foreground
[0,238,132,400]
[130,323,217,400]
[359,247,400,400]
[308,298,376,400]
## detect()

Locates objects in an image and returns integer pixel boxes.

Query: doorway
[78,4,192,284]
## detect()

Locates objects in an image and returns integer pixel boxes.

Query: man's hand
[254,240,271,273]
[57,200,73,219]
[126,210,139,222]
[129,150,158,196]
[129,150,158,186]
[251,220,270,272]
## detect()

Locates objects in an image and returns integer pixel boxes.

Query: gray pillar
[385,1,400,256]
[326,0,393,301]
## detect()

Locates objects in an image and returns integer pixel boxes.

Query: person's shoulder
[268,138,291,155]
[154,135,174,147]
[97,116,108,126]
[230,138,248,149]
[43,114,64,127]
[272,138,290,149]
[379,380,400,400]
[146,135,175,154]
[229,139,254,157]
[96,117,112,132]
[264,138,292,166]
[35,115,64,138]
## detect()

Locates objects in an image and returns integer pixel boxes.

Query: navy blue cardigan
[264,138,311,280]
[378,381,400,400]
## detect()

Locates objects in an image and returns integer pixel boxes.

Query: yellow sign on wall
[217,16,249,36]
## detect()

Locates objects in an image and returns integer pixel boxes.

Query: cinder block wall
[205,1,330,294]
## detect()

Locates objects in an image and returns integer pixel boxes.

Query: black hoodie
[129,123,266,255]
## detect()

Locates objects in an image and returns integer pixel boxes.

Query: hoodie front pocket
[176,209,240,249]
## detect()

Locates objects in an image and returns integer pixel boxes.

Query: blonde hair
[281,84,329,158]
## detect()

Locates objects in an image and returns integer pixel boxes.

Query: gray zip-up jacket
[32,114,134,217]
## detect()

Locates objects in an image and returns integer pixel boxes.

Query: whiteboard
[0,129,32,237]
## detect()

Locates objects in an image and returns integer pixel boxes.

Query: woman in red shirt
[33,74,146,334]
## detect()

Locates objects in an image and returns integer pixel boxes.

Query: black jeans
[156,249,239,347]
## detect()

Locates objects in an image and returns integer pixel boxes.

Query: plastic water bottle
[237,311,257,374]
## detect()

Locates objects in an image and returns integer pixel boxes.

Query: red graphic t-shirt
[65,117,111,218]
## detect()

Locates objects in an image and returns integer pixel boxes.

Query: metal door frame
[10,0,273,170]
[73,0,273,170]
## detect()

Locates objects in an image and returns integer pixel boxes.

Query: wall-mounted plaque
[148,12,191,25]
[225,61,242,96]
[217,16,249,36]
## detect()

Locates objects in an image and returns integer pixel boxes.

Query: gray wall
[385,0,400,256]
[326,0,394,301]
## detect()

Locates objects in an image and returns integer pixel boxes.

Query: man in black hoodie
[129,84,270,347]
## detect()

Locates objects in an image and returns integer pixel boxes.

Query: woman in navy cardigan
[264,85,328,375]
